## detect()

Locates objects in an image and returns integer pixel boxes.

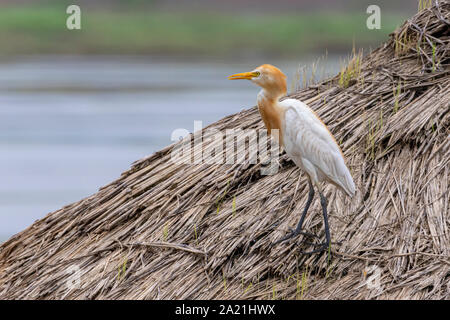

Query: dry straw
[0,2,449,299]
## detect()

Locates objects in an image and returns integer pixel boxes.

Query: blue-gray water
[0,56,340,242]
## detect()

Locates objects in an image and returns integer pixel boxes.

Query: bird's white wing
[281,99,355,197]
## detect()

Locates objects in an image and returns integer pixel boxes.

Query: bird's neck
[257,89,286,146]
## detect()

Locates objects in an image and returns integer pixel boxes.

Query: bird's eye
[254,71,260,77]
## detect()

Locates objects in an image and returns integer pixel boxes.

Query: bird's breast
[257,94,286,147]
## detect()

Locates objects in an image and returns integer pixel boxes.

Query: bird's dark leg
[299,191,332,255]
[321,192,331,248]
[273,179,318,245]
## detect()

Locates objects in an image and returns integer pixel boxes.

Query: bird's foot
[272,228,319,246]
[299,241,336,255]
[300,242,342,254]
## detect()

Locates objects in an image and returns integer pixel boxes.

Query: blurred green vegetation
[0,5,409,57]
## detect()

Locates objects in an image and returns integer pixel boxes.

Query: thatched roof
[0,2,449,300]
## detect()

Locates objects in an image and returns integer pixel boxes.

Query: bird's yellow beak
[228,71,259,80]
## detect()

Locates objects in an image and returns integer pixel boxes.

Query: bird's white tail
[340,166,356,197]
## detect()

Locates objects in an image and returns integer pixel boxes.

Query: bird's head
[228,64,287,97]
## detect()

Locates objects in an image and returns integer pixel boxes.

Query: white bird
[229,64,355,253]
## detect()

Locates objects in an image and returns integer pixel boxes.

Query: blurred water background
[0,0,416,241]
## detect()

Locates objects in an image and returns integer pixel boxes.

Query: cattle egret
[228,64,355,253]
